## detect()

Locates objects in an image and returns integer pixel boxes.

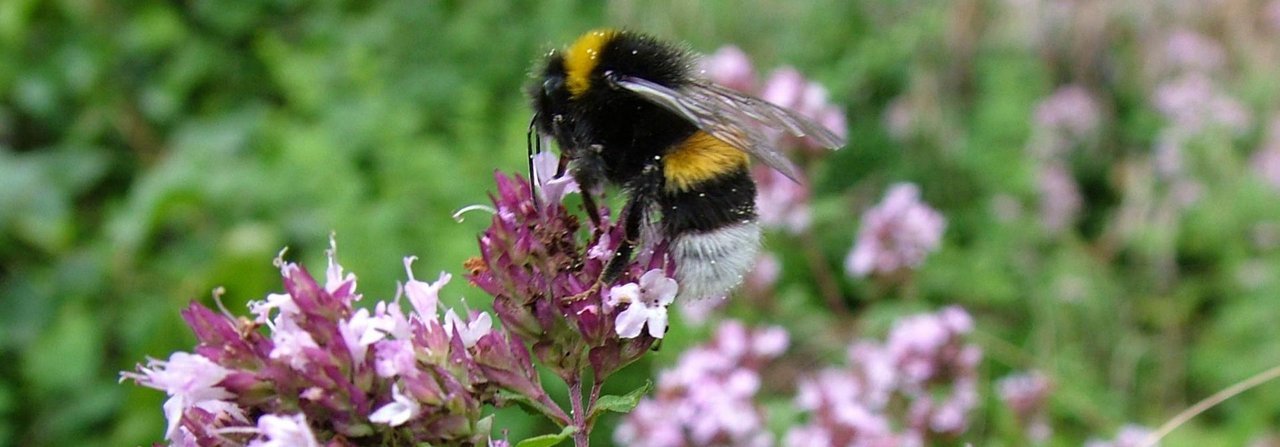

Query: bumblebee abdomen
[662,131,751,193]
[670,221,761,301]
[659,143,759,300]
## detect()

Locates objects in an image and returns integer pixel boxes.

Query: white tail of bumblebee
[671,222,761,301]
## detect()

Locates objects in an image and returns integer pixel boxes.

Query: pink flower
[373,339,417,379]
[403,256,449,323]
[609,269,679,338]
[338,307,393,364]
[702,45,757,92]
[845,183,946,277]
[369,384,422,427]
[248,293,297,325]
[761,67,808,111]
[617,321,786,447]
[787,307,980,445]
[998,371,1053,442]
[324,234,358,296]
[268,314,319,370]
[531,151,580,206]
[1085,424,1155,447]
[752,325,789,358]
[1153,73,1250,134]
[1163,30,1225,74]
[121,352,240,440]
[1039,162,1083,234]
[761,67,847,152]
[754,166,811,233]
[247,413,319,447]
[1034,85,1101,144]
[1251,117,1280,190]
[1268,0,1280,32]
[442,308,493,348]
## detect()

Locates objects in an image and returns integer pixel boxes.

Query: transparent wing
[611,75,845,182]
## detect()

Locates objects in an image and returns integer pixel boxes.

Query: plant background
[4,0,1280,445]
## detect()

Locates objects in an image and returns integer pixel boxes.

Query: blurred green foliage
[3,0,1280,446]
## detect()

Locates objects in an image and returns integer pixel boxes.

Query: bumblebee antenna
[527,114,541,209]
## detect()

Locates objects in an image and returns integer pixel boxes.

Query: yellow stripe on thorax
[663,131,749,192]
[564,29,618,98]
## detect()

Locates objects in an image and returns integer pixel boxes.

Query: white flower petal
[615,305,648,339]
[645,307,669,338]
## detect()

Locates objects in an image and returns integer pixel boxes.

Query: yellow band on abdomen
[663,131,750,192]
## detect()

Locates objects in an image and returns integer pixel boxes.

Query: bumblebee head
[561,29,691,100]
[530,29,694,145]
[531,51,571,141]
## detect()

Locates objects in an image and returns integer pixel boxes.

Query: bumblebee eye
[543,76,564,96]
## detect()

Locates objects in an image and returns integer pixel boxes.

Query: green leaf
[513,425,576,447]
[588,380,653,421]
[497,390,547,417]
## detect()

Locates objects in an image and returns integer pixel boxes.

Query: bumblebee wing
[612,75,845,182]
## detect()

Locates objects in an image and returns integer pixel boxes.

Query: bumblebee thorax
[564,29,620,98]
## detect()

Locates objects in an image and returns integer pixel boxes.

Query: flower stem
[800,229,846,313]
[1139,363,1280,447]
[569,378,589,447]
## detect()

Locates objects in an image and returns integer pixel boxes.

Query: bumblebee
[530,29,844,300]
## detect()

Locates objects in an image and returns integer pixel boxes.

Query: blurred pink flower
[616,321,787,447]
[1039,162,1083,234]
[1251,117,1280,190]
[761,67,848,153]
[744,252,781,295]
[785,306,981,445]
[1163,29,1226,73]
[1153,73,1250,135]
[679,253,780,324]
[702,45,758,92]
[1269,0,1280,32]
[846,183,946,277]
[883,97,917,141]
[998,371,1053,442]
[754,166,812,233]
[1034,85,1101,152]
[1085,424,1155,447]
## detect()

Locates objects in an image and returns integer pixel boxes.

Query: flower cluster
[124,155,683,446]
[467,159,673,383]
[1028,85,1099,235]
[784,306,982,446]
[1149,29,1249,186]
[122,238,506,446]
[615,321,789,447]
[845,183,946,278]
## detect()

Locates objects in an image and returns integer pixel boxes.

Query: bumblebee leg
[603,195,645,284]
[581,191,604,230]
[571,144,608,230]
